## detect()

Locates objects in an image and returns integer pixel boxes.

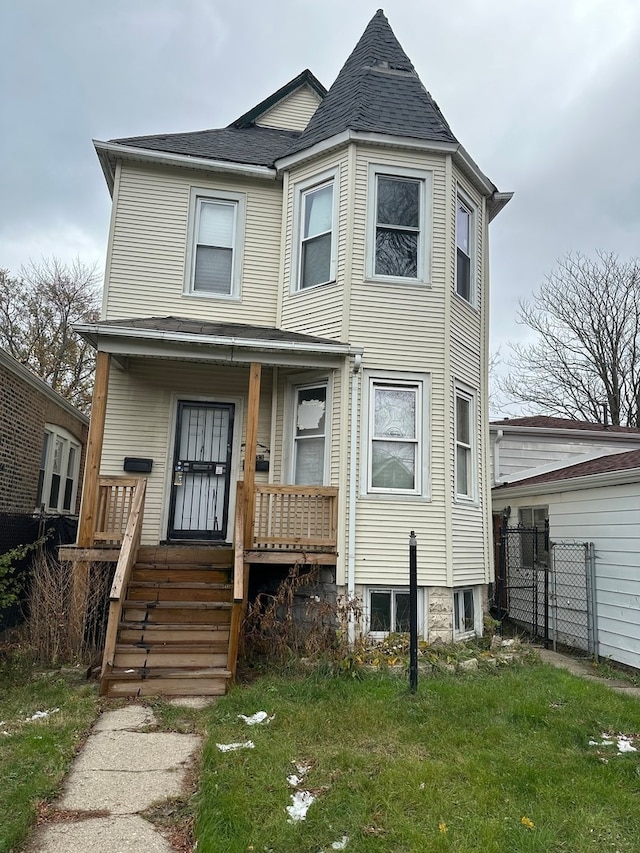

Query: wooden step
[123,599,233,610]
[131,567,231,584]
[102,666,232,697]
[137,546,234,566]
[119,621,230,641]
[121,605,232,624]
[126,583,233,603]
[113,646,228,668]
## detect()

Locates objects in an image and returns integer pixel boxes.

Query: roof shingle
[491,415,640,435]
[495,448,640,489]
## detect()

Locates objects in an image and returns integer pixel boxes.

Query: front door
[168,401,234,540]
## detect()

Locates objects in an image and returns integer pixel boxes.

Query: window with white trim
[297,180,335,289]
[292,383,327,485]
[454,588,476,637]
[186,189,245,297]
[454,386,475,500]
[36,425,81,514]
[367,166,431,282]
[369,588,412,636]
[368,379,422,494]
[455,192,476,304]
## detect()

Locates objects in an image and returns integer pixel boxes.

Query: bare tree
[499,252,640,427]
[0,258,101,412]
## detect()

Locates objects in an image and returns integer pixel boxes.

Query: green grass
[0,653,99,853]
[196,663,640,853]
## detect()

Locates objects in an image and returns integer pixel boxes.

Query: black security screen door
[168,401,234,540]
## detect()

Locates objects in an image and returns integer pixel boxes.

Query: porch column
[71,350,110,651]
[77,350,111,547]
[243,362,261,550]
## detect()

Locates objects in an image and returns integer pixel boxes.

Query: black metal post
[409,530,418,693]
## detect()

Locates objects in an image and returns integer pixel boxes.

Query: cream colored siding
[101,358,273,544]
[256,86,321,131]
[280,151,349,340]
[105,164,282,326]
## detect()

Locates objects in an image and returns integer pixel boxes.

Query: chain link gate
[494,520,597,656]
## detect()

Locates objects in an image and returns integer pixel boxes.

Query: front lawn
[0,652,98,853]
[196,662,640,852]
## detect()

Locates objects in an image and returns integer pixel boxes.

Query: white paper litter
[26,708,60,722]
[287,774,303,787]
[216,741,255,752]
[331,836,349,850]
[286,790,315,822]
[237,711,274,726]
[589,733,637,754]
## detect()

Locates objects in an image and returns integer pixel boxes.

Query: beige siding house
[72,11,511,696]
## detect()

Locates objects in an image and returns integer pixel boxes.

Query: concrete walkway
[27,702,207,853]
[538,648,640,699]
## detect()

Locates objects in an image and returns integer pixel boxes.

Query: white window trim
[366,163,432,285]
[367,587,426,639]
[453,587,478,639]
[361,371,430,499]
[454,186,477,307]
[454,383,477,503]
[36,425,81,515]
[289,379,331,485]
[184,187,246,300]
[291,167,339,293]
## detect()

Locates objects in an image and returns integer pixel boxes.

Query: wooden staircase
[100,545,237,697]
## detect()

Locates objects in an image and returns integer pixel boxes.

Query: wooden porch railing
[228,481,247,679]
[94,476,141,544]
[251,485,339,551]
[99,478,147,693]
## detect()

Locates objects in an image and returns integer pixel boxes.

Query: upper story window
[365,375,427,496]
[37,425,81,514]
[367,165,432,284]
[293,170,337,291]
[185,188,245,298]
[455,190,477,304]
[454,385,476,501]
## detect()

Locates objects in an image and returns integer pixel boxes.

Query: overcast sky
[2,0,640,374]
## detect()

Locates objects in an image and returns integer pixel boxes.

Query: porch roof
[74,316,363,369]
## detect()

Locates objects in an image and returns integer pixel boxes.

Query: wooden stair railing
[99,477,147,692]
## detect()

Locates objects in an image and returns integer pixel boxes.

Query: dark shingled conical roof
[287,9,457,156]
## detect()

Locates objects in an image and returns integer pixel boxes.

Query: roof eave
[93,140,278,188]
[74,322,363,358]
[492,466,640,498]
[489,423,640,442]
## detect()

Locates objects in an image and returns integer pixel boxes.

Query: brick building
[0,348,89,517]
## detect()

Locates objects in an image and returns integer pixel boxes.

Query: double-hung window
[292,383,327,485]
[36,425,81,514]
[187,189,245,297]
[455,387,475,500]
[368,165,431,282]
[368,379,422,494]
[299,181,335,289]
[455,191,476,304]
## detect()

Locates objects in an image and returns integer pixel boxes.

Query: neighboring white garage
[493,449,640,669]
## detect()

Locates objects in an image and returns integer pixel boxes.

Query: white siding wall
[101,358,273,544]
[503,485,640,669]
[491,433,640,483]
[256,86,321,131]
[450,170,488,585]
[105,164,283,326]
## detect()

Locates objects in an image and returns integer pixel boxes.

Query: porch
[62,474,338,696]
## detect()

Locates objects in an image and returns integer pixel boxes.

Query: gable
[256,85,323,132]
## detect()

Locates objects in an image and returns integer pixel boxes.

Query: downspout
[347,353,362,644]
[493,429,504,485]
